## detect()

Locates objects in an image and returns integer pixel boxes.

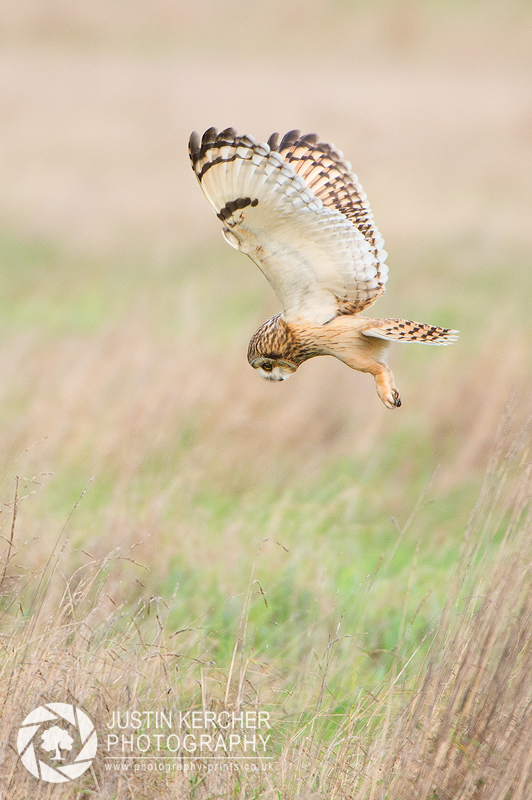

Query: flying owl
[189,127,458,408]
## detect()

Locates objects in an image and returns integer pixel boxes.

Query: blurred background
[0,0,531,666]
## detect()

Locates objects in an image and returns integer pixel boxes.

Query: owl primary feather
[189,127,458,408]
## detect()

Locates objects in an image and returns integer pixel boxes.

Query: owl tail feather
[363,318,459,346]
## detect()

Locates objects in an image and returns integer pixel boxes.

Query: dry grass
[1,416,532,798]
[355,416,532,799]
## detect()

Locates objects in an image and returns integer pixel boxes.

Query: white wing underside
[190,130,389,325]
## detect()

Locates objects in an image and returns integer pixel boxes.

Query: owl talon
[391,390,401,408]
[381,389,401,409]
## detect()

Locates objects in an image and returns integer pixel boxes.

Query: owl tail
[363,318,459,345]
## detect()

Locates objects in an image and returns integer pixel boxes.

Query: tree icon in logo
[40,726,74,761]
[17,703,97,783]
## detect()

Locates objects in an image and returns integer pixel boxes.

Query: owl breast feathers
[189,127,458,408]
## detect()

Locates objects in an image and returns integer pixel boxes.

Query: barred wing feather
[189,127,389,325]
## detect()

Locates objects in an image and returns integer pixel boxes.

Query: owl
[189,127,458,408]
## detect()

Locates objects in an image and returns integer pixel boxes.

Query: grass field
[1,1,532,797]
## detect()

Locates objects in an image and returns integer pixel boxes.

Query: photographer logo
[17,703,97,783]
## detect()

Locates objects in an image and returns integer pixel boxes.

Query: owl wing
[189,127,388,325]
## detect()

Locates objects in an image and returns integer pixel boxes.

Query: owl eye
[262,363,273,372]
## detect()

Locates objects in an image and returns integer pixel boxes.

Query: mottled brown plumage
[189,127,458,407]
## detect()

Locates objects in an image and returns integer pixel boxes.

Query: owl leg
[320,320,402,407]
[339,350,401,407]
[343,344,401,408]
[354,333,401,408]
[371,363,401,409]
